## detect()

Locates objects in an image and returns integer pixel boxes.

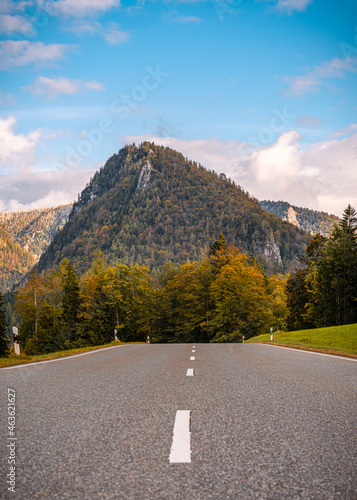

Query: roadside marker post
[270,327,273,341]
[13,327,20,356]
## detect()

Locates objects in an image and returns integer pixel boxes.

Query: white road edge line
[186,368,194,376]
[261,343,357,362]
[190,356,195,361]
[169,410,191,463]
[2,345,127,370]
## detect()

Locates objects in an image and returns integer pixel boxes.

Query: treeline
[286,205,357,329]
[2,205,355,357]
[7,236,288,355]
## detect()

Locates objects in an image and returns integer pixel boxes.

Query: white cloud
[296,115,322,128]
[326,123,357,139]
[64,20,131,45]
[0,14,33,34]
[0,41,72,70]
[1,123,355,216]
[103,22,131,44]
[0,114,97,211]
[252,131,301,187]
[23,76,105,99]
[283,56,357,97]
[241,107,261,116]
[56,0,120,17]
[0,1,16,15]
[0,169,95,212]
[0,116,41,169]
[166,11,202,23]
[124,130,357,217]
[275,0,314,14]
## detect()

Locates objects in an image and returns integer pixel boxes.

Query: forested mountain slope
[0,204,72,259]
[0,227,36,292]
[260,200,339,236]
[38,143,311,276]
[0,205,72,292]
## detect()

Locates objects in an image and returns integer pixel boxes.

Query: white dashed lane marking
[186,368,194,376]
[169,410,191,463]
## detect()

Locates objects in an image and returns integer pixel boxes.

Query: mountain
[0,205,72,292]
[37,142,311,276]
[0,227,36,292]
[259,200,339,236]
[0,204,73,259]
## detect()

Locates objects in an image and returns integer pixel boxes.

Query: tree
[159,260,214,342]
[209,233,227,256]
[0,292,10,357]
[286,205,357,329]
[15,269,46,353]
[210,253,270,341]
[286,268,313,330]
[62,259,81,343]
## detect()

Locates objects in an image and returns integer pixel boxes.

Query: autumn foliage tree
[14,237,292,354]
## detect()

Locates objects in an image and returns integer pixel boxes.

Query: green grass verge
[246,323,357,357]
[0,341,146,368]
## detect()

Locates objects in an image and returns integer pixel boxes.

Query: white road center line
[169,410,191,463]
[186,368,194,376]
[190,356,195,361]
[192,345,196,348]
[192,349,195,353]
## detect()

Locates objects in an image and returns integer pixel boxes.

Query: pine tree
[330,204,357,324]
[0,292,10,357]
[209,233,227,256]
[62,259,81,341]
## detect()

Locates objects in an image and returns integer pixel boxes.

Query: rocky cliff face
[285,206,298,226]
[136,161,152,193]
[260,200,339,236]
[259,233,282,265]
[0,204,73,259]
[0,204,73,291]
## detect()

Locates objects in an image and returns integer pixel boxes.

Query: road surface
[1,343,356,499]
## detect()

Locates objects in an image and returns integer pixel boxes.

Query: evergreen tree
[0,292,10,357]
[286,205,357,329]
[286,268,314,330]
[209,233,227,256]
[62,259,81,342]
[329,205,357,325]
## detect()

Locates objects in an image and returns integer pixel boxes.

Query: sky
[0,0,356,217]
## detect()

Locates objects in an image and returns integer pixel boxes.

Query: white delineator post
[270,327,273,341]
[13,327,20,356]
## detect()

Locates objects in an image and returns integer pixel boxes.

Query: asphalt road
[1,343,356,499]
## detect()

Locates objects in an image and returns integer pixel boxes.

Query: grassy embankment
[246,323,357,357]
[0,341,146,368]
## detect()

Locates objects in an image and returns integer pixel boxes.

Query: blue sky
[0,0,356,216]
